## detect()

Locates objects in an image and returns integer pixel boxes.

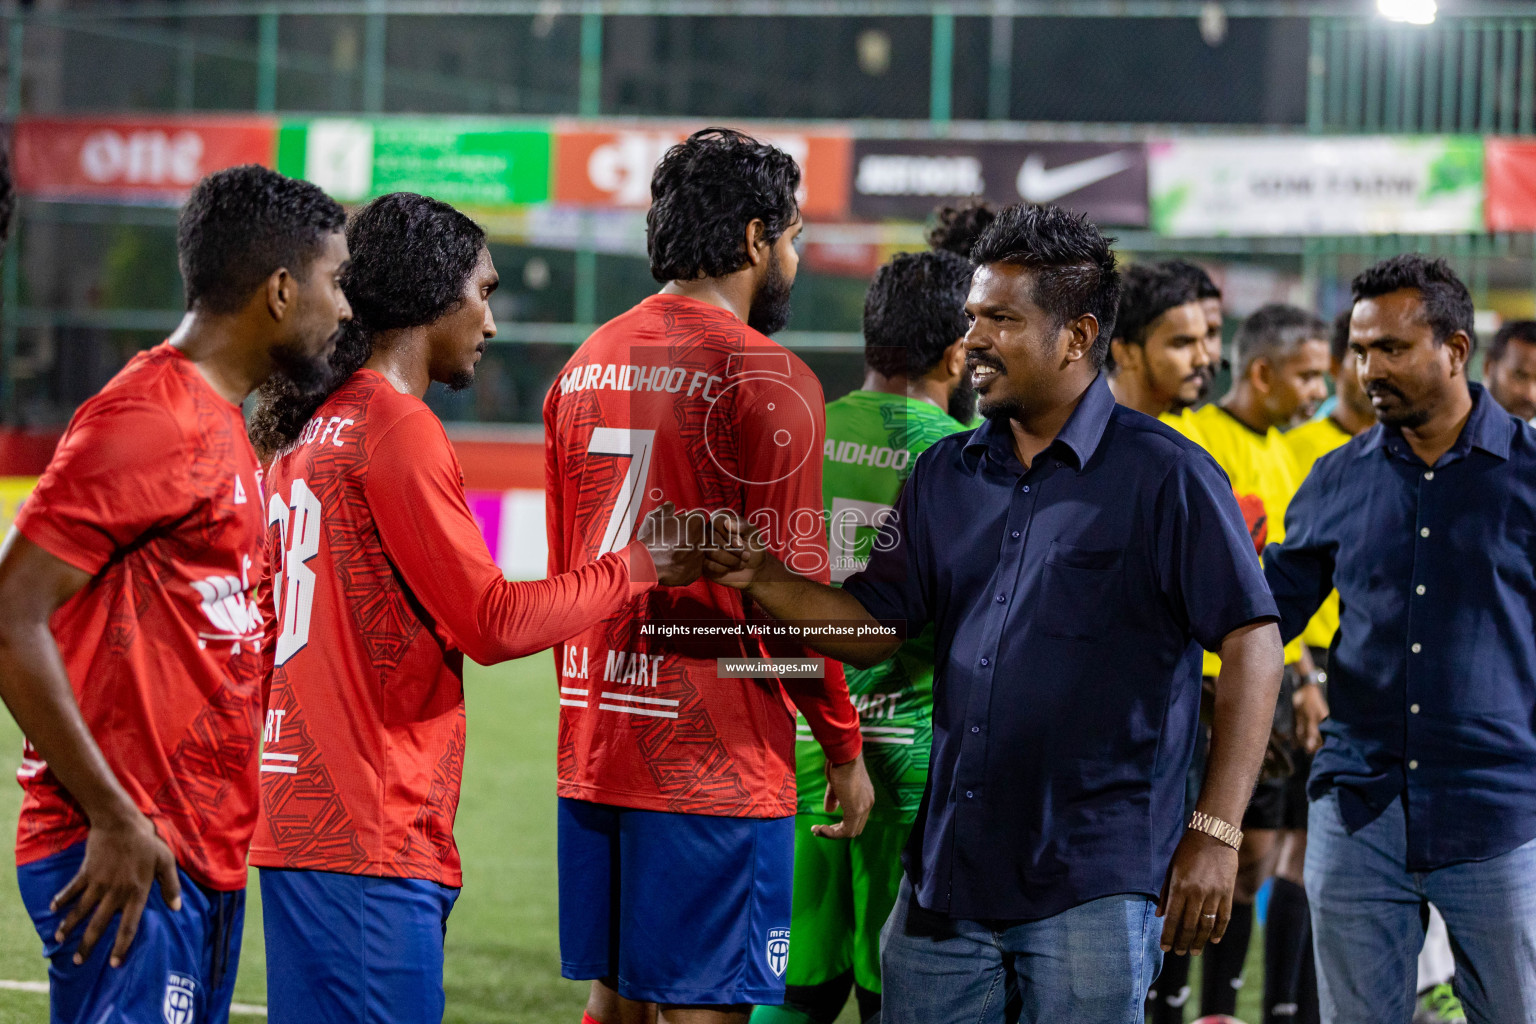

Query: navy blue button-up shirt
[1264,383,1536,871]
[842,374,1277,920]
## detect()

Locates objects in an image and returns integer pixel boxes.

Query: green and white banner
[1149,135,1483,236]
[276,118,550,207]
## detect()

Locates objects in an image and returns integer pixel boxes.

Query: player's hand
[1292,681,1329,755]
[52,810,181,968]
[1156,828,1238,956]
[702,511,768,590]
[813,752,874,840]
[636,502,708,587]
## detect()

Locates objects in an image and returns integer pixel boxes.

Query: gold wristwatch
[1188,811,1243,850]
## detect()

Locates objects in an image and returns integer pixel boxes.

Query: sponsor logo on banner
[553,126,852,218]
[848,139,1148,225]
[13,116,277,200]
[1149,135,1484,236]
[1485,138,1536,231]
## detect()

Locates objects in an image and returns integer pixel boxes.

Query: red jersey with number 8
[544,294,862,819]
[13,343,267,892]
[252,369,647,886]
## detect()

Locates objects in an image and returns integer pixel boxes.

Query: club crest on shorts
[163,972,196,1024]
[765,927,791,978]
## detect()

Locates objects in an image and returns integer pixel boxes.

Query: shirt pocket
[1040,542,1125,642]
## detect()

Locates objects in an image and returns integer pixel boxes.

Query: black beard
[445,366,476,392]
[947,374,978,423]
[269,331,339,392]
[747,248,793,336]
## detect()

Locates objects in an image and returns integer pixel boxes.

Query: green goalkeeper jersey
[796,390,970,823]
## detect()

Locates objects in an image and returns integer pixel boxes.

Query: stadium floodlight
[1377,0,1437,24]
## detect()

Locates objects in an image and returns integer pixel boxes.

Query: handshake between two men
[633,502,885,841]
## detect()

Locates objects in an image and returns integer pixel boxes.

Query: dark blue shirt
[1264,383,1536,871]
[842,374,1277,920]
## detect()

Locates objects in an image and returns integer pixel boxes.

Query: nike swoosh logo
[1015,151,1135,204]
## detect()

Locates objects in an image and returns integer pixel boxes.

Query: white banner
[1149,136,1483,236]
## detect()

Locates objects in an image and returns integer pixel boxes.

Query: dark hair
[177,164,345,314]
[927,200,998,258]
[1488,319,1536,364]
[249,192,486,457]
[863,250,973,378]
[646,128,800,284]
[1351,254,1476,353]
[1232,303,1328,373]
[1330,309,1353,364]
[1113,262,1201,350]
[1161,258,1222,301]
[969,203,1121,370]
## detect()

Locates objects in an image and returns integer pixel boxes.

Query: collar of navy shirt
[1354,381,1513,465]
[960,371,1116,476]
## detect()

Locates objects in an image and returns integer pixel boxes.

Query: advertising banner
[278,119,551,207]
[553,126,852,219]
[1149,136,1484,236]
[848,139,1148,226]
[13,116,277,201]
[1485,138,1536,232]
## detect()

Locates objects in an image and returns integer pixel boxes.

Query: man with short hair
[0,165,350,1024]
[1163,257,1226,390]
[1266,254,1536,1024]
[545,128,872,1024]
[1108,261,1216,418]
[707,204,1284,1023]
[753,250,974,1024]
[247,192,702,1024]
[1484,319,1536,424]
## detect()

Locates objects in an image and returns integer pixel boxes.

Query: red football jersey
[251,369,650,886]
[545,294,862,819]
[13,343,266,891]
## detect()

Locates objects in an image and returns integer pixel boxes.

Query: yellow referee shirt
[1163,403,1305,673]
[1284,415,1355,653]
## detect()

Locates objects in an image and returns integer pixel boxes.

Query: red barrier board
[1486,138,1536,231]
[553,125,851,219]
[14,116,278,201]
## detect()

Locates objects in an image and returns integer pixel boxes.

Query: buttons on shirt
[1409,760,1420,770]
[1424,471,1435,480]
[971,725,980,734]
[1411,704,1421,714]
[980,658,989,666]
[1011,531,1021,539]
[1022,485,1031,493]
[965,790,975,799]
[1412,643,1422,654]
[1420,527,1431,538]
[996,595,1006,603]
[1416,585,1426,595]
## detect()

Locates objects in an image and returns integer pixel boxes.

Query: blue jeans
[1306,789,1536,1024]
[879,876,1162,1024]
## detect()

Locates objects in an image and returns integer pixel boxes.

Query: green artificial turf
[0,657,1262,1023]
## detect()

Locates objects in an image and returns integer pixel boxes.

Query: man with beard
[1484,319,1536,426]
[707,204,1283,1023]
[0,165,349,1024]
[1109,261,1216,420]
[247,192,705,1023]
[545,128,872,1024]
[1265,254,1536,1023]
[754,250,974,1024]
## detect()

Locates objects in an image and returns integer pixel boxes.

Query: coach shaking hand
[707,204,1283,1024]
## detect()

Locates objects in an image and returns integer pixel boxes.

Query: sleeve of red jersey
[542,381,568,578]
[14,397,195,576]
[365,408,656,666]
[736,367,862,765]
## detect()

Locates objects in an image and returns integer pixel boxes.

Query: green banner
[278,118,550,207]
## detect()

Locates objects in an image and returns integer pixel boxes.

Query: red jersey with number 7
[251,369,652,886]
[12,343,267,892]
[544,294,862,819]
